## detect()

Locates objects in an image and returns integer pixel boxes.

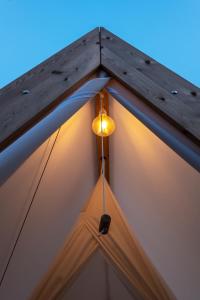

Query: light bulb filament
[92,111,116,137]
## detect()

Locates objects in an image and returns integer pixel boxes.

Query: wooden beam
[95,90,110,182]
[100,27,200,145]
[1,26,199,152]
[0,28,100,151]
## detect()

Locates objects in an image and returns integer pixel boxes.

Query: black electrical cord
[0,128,61,287]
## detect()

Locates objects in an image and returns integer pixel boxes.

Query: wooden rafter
[0,27,200,151]
[0,28,100,150]
[100,27,200,145]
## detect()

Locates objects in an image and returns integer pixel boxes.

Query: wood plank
[0,28,100,151]
[95,91,110,182]
[101,27,200,144]
[1,26,199,151]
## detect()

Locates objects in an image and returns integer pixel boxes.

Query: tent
[0,27,199,300]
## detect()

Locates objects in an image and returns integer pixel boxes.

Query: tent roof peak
[0,27,199,151]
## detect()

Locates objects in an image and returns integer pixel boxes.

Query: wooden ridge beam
[0,27,199,151]
[100,27,200,145]
[0,28,100,151]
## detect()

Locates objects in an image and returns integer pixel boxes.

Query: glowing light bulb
[92,110,115,137]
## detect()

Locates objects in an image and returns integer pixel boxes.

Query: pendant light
[92,109,115,137]
[92,92,115,235]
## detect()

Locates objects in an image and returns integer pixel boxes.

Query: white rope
[100,93,106,214]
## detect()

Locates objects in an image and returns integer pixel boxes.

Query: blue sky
[0,0,199,88]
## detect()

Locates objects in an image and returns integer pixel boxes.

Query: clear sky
[0,0,199,88]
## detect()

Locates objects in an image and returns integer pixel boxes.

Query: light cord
[100,93,106,214]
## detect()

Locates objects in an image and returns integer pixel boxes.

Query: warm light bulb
[92,111,115,137]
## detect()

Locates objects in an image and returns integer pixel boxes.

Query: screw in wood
[21,89,30,95]
[171,90,178,95]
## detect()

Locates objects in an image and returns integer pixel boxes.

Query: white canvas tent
[0,28,200,300]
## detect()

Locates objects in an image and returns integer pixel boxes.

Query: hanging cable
[100,92,106,214]
[98,92,111,235]
[0,128,61,287]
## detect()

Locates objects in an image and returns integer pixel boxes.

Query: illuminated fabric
[30,176,175,300]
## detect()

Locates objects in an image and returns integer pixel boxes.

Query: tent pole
[107,87,200,173]
[0,77,110,185]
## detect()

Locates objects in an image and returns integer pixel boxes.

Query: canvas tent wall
[0,27,200,300]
